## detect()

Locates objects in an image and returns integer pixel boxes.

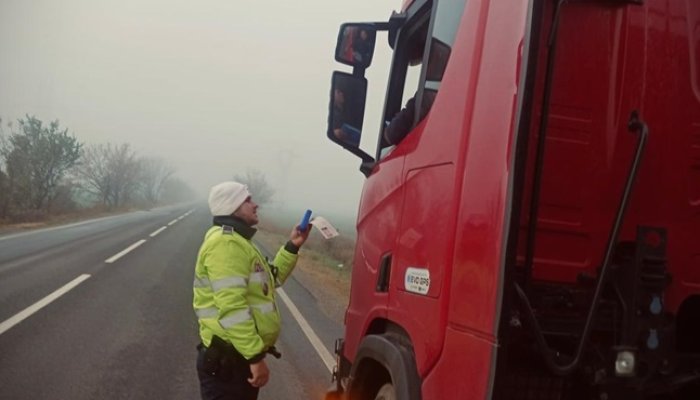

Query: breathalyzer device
[299,209,312,231]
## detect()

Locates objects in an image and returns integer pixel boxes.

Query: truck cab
[325,0,700,398]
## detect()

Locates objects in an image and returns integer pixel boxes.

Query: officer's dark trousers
[197,346,260,400]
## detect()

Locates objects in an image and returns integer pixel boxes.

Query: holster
[200,335,249,378]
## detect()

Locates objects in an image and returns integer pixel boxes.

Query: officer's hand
[290,224,311,247]
[248,360,270,388]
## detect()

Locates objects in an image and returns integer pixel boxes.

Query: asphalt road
[0,205,342,399]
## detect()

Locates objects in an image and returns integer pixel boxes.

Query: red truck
[324,0,700,398]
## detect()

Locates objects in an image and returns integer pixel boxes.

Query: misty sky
[0,0,396,220]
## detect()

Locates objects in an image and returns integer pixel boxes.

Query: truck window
[380,0,466,152]
[381,11,431,151]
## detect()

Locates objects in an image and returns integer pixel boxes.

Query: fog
[0,0,396,224]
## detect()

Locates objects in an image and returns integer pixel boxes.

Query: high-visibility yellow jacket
[193,219,298,361]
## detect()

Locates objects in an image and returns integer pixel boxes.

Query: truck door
[344,5,433,354]
[385,0,468,375]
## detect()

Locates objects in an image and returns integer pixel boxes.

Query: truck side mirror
[327,71,367,150]
[335,24,377,69]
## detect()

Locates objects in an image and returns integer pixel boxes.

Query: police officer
[193,181,310,400]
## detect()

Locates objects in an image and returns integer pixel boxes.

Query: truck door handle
[376,253,392,292]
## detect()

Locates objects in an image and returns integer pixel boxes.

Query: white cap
[208,181,251,216]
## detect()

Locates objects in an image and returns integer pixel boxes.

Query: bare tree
[233,168,274,206]
[139,157,175,205]
[74,144,111,206]
[75,143,141,209]
[109,144,142,208]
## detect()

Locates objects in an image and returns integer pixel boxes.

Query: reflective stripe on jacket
[193,225,298,360]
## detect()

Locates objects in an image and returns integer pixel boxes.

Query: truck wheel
[374,383,396,400]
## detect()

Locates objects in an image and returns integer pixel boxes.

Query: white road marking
[149,226,167,237]
[105,239,147,263]
[276,288,335,372]
[167,219,178,226]
[0,274,91,335]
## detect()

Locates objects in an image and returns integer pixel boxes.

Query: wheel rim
[374,383,396,400]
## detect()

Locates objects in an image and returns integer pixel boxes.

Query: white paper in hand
[311,216,339,239]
